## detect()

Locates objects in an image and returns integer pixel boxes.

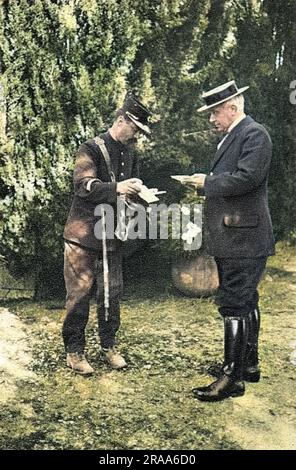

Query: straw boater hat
[122,92,152,135]
[197,80,249,113]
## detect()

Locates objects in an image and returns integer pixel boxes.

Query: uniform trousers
[62,241,123,353]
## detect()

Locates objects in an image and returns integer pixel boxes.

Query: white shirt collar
[216,113,247,150]
[227,113,246,134]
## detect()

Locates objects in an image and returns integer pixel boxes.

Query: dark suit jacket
[63,132,138,250]
[203,115,275,258]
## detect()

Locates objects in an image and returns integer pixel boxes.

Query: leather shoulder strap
[94,136,116,182]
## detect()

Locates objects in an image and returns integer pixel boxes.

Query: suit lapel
[210,133,236,170]
[210,115,254,172]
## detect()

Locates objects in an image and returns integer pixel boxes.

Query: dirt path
[0,308,36,405]
[224,256,296,450]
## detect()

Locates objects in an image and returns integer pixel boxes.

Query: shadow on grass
[1,241,221,310]
[265,266,296,279]
[0,432,47,451]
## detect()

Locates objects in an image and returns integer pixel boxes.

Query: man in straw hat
[185,80,275,401]
[62,92,152,374]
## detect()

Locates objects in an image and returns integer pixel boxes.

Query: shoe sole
[193,389,245,402]
[107,363,127,370]
[66,364,94,375]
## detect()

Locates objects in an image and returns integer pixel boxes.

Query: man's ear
[117,115,124,125]
[230,104,238,114]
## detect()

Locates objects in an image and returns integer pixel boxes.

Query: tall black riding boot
[207,309,261,382]
[192,316,249,402]
[244,308,261,382]
[207,316,234,378]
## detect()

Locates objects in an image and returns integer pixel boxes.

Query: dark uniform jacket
[63,131,138,251]
[203,115,275,258]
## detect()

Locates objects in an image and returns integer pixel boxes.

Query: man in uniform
[187,80,275,401]
[62,93,152,374]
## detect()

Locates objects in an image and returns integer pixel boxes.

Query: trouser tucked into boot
[206,257,266,384]
[208,308,261,382]
[192,316,249,401]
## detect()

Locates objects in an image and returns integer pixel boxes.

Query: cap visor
[126,113,151,135]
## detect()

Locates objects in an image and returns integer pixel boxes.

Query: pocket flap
[223,214,259,228]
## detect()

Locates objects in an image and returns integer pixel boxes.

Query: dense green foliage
[0,0,144,296]
[0,0,295,297]
[227,0,296,240]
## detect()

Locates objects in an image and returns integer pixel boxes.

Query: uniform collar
[105,130,126,151]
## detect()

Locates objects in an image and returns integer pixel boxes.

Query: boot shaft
[246,308,260,367]
[223,316,249,381]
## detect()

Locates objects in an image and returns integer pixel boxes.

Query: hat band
[126,111,148,125]
[204,84,238,106]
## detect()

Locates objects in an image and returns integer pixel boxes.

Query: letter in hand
[117,178,143,196]
[187,173,206,189]
[171,174,206,189]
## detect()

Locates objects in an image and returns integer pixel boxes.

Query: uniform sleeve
[73,147,117,204]
[204,126,272,198]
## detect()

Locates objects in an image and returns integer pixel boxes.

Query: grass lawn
[0,242,296,450]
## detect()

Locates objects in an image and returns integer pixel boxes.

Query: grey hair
[227,94,245,112]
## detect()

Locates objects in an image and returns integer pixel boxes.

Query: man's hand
[117,178,143,196]
[184,174,207,189]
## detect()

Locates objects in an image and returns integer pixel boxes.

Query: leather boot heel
[230,381,245,397]
[243,367,260,382]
